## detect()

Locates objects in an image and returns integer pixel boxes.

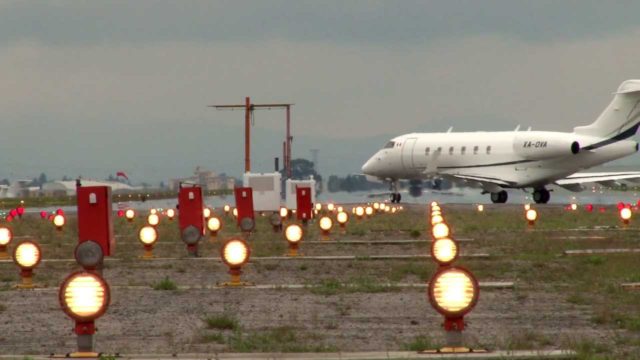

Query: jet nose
[361,157,375,174]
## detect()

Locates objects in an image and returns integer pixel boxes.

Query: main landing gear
[490,190,508,204]
[533,188,550,204]
[389,180,402,203]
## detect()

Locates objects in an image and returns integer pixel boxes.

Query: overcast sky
[1,1,640,182]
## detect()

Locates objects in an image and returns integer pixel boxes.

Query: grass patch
[0,303,6,312]
[402,335,437,351]
[309,277,396,295]
[409,229,421,238]
[583,256,606,266]
[152,276,178,291]
[200,332,226,344]
[228,326,336,352]
[205,314,239,331]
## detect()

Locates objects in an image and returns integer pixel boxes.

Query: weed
[152,276,177,291]
[205,314,239,331]
[299,264,308,271]
[310,279,343,296]
[566,293,591,305]
[409,229,421,238]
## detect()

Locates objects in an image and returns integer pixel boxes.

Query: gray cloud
[1,1,640,46]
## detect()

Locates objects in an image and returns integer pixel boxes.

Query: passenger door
[401,138,417,170]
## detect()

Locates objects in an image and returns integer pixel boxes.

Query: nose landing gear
[389,180,402,203]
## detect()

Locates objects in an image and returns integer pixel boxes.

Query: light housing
[232,208,238,218]
[284,224,304,256]
[432,222,451,240]
[428,266,479,321]
[166,208,176,220]
[0,226,12,259]
[203,207,212,219]
[74,241,104,270]
[525,209,538,225]
[279,207,289,219]
[327,203,335,212]
[150,208,158,215]
[355,206,365,219]
[13,240,42,270]
[318,216,333,236]
[336,211,348,227]
[431,238,459,266]
[223,204,231,214]
[373,202,380,210]
[620,207,632,225]
[125,209,135,221]
[207,216,222,235]
[221,238,251,268]
[315,203,322,211]
[139,226,158,246]
[59,271,110,322]
[477,205,484,212]
[53,214,66,230]
[431,215,444,226]
[365,206,374,216]
[147,213,160,226]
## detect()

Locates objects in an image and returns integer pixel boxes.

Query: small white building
[42,180,136,197]
[243,172,282,212]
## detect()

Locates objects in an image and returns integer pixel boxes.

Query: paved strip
[563,248,640,256]
[549,236,607,240]
[0,253,491,264]
[10,349,575,359]
[19,281,515,292]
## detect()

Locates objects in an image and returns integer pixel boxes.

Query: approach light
[53,214,66,231]
[315,203,322,212]
[203,207,212,219]
[318,216,333,239]
[431,201,438,207]
[59,271,110,355]
[74,241,104,271]
[220,238,251,286]
[355,206,365,219]
[138,226,158,259]
[384,205,391,213]
[336,211,349,228]
[431,215,444,226]
[224,204,231,215]
[373,202,380,211]
[431,210,442,217]
[570,203,578,211]
[279,207,289,219]
[477,205,484,212]
[525,209,538,226]
[9,209,18,218]
[232,208,238,218]
[365,206,374,217]
[585,204,594,212]
[207,216,222,238]
[125,209,135,222]
[16,206,25,218]
[524,204,531,211]
[269,213,282,232]
[56,208,65,216]
[150,208,157,215]
[337,206,344,213]
[166,208,175,220]
[432,222,450,240]
[428,266,479,332]
[327,203,335,212]
[40,211,47,219]
[0,226,13,259]
[239,216,255,233]
[13,240,42,289]
[620,207,632,225]
[431,238,459,266]
[391,207,397,214]
[284,224,304,256]
[117,210,124,218]
[147,213,160,227]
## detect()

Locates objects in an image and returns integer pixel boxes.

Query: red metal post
[283,141,287,176]
[286,105,291,178]
[245,97,251,173]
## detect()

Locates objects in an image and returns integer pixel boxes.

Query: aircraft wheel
[498,190,508,203]
[396,193,402,203]
[533,189,550,204]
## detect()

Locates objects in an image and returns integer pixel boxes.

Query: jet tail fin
[574,80,640,139]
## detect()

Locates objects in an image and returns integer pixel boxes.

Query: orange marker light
[138,226,158,259]
[53,214,66,231]
[125,209,135,222]
[284,224,304,257]
[13,240,42,289]
[220,238,251,286]
[0,226,13,260]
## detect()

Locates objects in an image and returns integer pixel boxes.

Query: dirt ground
[0,204,639,358]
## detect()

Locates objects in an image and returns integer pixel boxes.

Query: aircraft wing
[555,171,640,190]
[444,174,512,193]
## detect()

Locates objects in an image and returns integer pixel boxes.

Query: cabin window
[436,147,442,153]
[425,147,430,155]
[461,146,466,155]
[383,141,395,149]
[486,145,492,154]
[449,146,454,155]
[473,146,479,155]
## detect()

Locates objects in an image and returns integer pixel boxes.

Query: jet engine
[513,132,580,160]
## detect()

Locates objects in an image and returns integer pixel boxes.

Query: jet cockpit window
[383,141,395,149]
[449,146,454,155]
[461,146,466,155]
[486,145,492,154]
[473,146,479,155]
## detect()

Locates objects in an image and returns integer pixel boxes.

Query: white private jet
[362,80,640,204]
